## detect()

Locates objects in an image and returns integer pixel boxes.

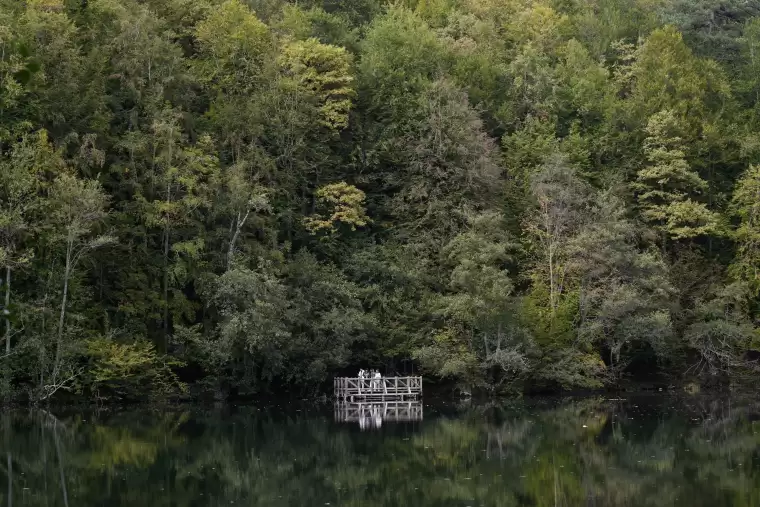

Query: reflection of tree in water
[1,398,760,506]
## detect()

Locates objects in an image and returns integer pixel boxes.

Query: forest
[2,0,760,402]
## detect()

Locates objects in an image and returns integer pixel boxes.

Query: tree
[737,18,760,125]
[634,109,720,244]
[304,182,370,236]
[193,0,275,96]
[0,131,48,355]
[523,156,607,389]
[625,26,731,126]
[730,164,760,293]
[46,172,112,400]
[284,251,368,390]
[525,154,591,320]
[658,0,760,68]
[385,79,501,240]
[358,6,447,119]
[216,162,271,271]
[279,38,354,130]
[84,336,185,400]
[14,0,106,140]
[684,283,759,382]
[568,191,674,381]
[0,6,37,140]
[2,0,760,401]
[139,113,216,344]
[416,212,532,391]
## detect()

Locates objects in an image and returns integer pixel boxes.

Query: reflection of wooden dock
[333,376,422,402]
[335,401,423,429]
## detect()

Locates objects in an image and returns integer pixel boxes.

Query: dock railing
[333,376,422,402]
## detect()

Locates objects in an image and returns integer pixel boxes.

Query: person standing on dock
[374,370,382,392]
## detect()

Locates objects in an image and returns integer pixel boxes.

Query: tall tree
[634,109,720,245]
[525,154,591,320]
[730,164,760,293]
[0,132,48,354]
[139,113,215,344]
[46,172,112,399]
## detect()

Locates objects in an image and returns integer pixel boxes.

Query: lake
[1,395,759,506]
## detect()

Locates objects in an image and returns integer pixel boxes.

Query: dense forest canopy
[2,0,760,402]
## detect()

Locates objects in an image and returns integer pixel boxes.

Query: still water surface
[1,396,759,506]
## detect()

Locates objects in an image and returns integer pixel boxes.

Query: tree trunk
[4,266,9,355]
[163,222,170,351]
[610,346,615,379]
[39,277,50,399]
[54,244,72,385]
[227,209,251,271]
[548,245,556,316]
[227,213,240,271]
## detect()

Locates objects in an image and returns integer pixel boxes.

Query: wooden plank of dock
[333,376,422,402]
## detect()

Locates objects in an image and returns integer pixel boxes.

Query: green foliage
[730,164,760,293]
[418,211,533,391]
[634,109,720,241]
[85,337,186,400]
[684,283,760,380]
[383,78,501,239]
[191,252,367,395]
[0,130,46,269]
[2,0,760,401]
[569,191,675,381]
[279,38,354,130]
[359,6,447,116]
[194,0,274,93]
[625,26,731,125]
[48,174,110,246]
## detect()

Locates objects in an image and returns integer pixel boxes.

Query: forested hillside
[2,0,760,402]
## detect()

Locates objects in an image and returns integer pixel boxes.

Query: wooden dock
[334,376,422,402]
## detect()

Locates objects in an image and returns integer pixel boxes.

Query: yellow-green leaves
[49,173,111,241]
[26,0,65,13]
[660,200,721,240]
[359,7,446,109]
[505,3,569,52]
[86,337,186,398]
[304,182,369,235]
[634,110,719,240]
[0,130,48,271]
[627,26,731,126]
[194,0,274,92]
[556,40,610,117]
[730,165,760,292]
[279,38,354,130]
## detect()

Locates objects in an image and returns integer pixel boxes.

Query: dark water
[1,396,760,506]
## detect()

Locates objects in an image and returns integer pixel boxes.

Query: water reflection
[1,396,760,506]
[335,401,423,429]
